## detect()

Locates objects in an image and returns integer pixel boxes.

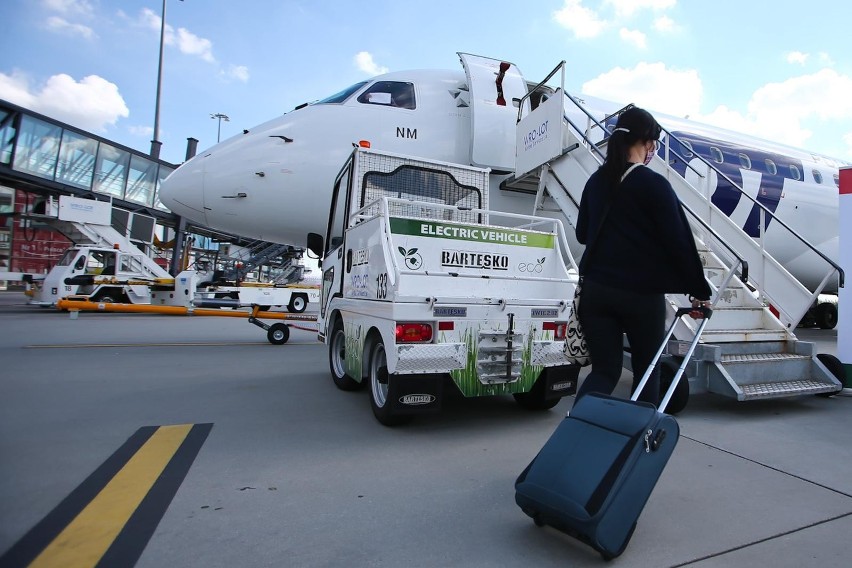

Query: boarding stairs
[221,240,303,283]
[29,197,171,280]
[501,68,843,400]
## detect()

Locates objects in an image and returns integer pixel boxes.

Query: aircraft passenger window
[357,81,416,110]
[738,153,751,169]
[835,173,841,187]
[680,139,694,158]
[764,159,777,175]
[710,147,724,164]
[789,165,801,181]
[812,170,823,185]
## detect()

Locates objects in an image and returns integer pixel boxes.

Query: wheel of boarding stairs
[815,302,838,330]
[816,353,844,397]
[266,323,290,345]
[287,293,308,313]
[659,359,689,414]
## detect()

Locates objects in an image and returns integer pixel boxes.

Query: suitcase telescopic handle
[630,306,713,412]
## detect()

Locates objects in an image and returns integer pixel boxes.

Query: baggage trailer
[307,148,583,425]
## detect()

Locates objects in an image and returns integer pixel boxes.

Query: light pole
[210,113,230,143]
[150,0,183,159]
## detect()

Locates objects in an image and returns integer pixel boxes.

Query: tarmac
[0,290,849,567]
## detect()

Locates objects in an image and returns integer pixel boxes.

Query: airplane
[159,53,847,322]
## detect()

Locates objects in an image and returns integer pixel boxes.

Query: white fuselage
[159,62,846,293]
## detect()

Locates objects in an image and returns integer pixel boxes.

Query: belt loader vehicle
[307,148,583,425]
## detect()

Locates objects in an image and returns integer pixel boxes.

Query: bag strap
[580,163,642,274]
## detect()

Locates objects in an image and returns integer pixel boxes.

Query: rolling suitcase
[514,307,711,560]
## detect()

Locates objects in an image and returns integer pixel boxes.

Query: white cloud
[129,125,154,138]
[619,28,647,49]
[698,69,852,152]
[653,15,676,33]
[605,0,676,17]
[354,52,388,75]
[174,28,215,63]
[45,16,95,39]
[581,62,701,118]
[0,71,128,133]
[0,71,37,109]
[786,51,809,65]
[226,65,250,83]
[139,8,216,63]
[818,52,835,67]
[43,0,94,17]
[553,0,607,39]
[843,132,852,160]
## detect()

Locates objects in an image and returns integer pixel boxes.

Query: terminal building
[0,99,304,287]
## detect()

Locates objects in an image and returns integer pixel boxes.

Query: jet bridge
[500,61,844,404]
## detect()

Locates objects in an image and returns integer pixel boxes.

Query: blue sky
[2,0,851,165]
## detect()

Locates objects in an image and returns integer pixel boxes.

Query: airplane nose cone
[159,158,208,225]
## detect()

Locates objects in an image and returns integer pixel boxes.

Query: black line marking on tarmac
[0,423,213,568]
[98,424,213,568]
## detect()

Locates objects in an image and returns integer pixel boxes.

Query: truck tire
[329,323,361,391]
[368,340,410,426]
[287,293,308,313]
[815,302,838,330]
[267,323,290,345]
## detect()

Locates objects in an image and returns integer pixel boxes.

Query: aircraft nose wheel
[267,323,290,345]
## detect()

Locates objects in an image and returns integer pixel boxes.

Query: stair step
[702,328,789,342]
[721,353,809,364]
[739,379,840,400]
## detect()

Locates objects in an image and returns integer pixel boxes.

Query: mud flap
[540,364,580,399]
[389,374,443,415]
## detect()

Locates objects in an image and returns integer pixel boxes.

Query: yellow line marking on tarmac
[28,425,192,568]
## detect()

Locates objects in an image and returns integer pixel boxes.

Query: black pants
[574,279,666,405]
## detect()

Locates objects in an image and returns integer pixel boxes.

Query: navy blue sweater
[576,164,712,300]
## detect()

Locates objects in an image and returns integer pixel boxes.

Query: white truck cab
[308,148,582,425]
[32,245,164,305]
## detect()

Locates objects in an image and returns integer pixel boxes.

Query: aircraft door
[458,53,530,173]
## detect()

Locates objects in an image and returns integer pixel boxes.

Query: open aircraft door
[458,53,530,174]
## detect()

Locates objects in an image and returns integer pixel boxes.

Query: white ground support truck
[307,148,583,425]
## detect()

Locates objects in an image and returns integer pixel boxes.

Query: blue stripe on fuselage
[667,131,799,237]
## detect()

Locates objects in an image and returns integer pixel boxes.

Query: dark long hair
[600,106,662,188]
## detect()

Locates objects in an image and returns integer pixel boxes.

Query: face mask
[644,141,656,165]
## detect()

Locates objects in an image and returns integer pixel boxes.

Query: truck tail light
[395,322,433,343]
[543,321,567,340]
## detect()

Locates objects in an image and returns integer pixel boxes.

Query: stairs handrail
[554,89,842,292]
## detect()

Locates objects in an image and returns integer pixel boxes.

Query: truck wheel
[368,340,410,426]
[329,323,361,391]
[288,294,308,313]
[815,302,838,330]
[267,323,290,345]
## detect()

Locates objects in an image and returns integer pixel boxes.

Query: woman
[574,106,711,405]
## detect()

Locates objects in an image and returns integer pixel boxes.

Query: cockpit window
[357,81,416,110]
[316,81,369,104]
[812,169,823,185]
